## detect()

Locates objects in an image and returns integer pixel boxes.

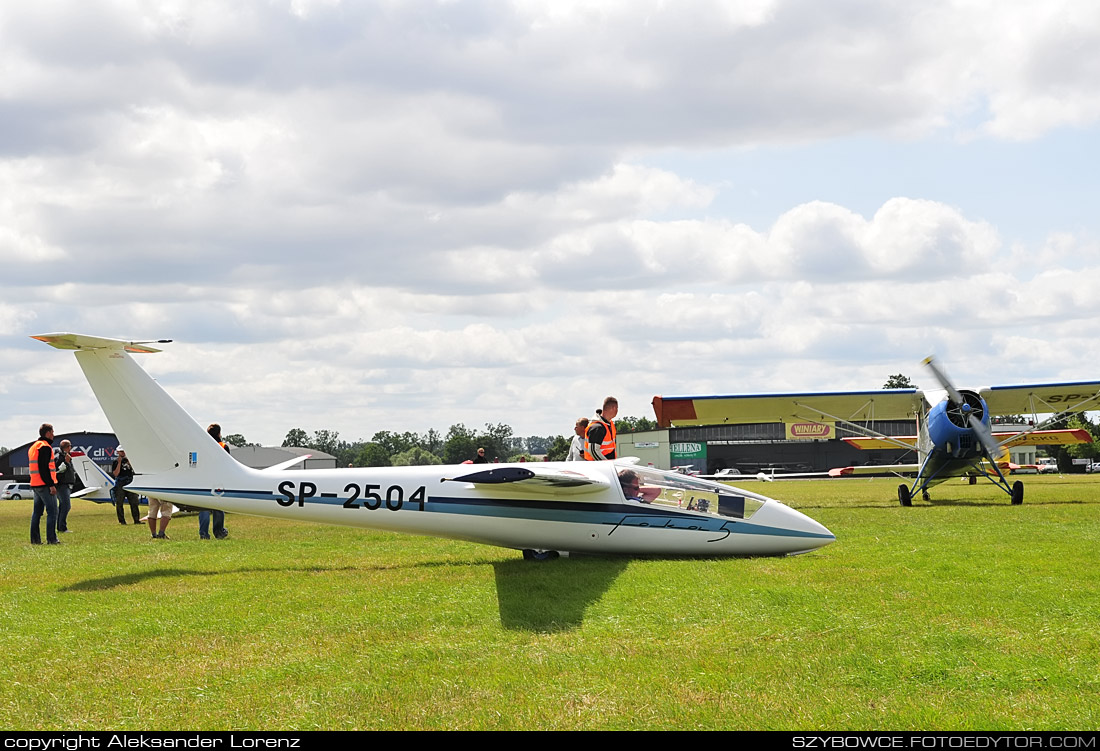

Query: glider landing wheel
[1011,481,1024,505]
[522,549,560,562]
[898,485,912,507]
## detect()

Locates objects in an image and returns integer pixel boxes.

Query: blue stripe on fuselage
[129,486,832,539]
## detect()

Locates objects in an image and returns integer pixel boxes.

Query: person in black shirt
[112,447,140,525]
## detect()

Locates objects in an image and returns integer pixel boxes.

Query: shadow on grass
[492,557,628,633]
[61,564,379,591]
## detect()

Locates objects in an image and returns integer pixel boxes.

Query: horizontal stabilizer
[263,454,312,471]
[31,333,168,353]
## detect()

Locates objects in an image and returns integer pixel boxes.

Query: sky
[3,0,1100,449]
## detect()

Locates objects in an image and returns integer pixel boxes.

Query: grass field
[2,475,1098,730]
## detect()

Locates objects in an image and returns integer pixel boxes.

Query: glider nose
[758,500,835,553]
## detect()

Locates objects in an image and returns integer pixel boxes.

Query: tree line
[222,416,659,467]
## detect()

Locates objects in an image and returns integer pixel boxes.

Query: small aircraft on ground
[69,450,115,502]
[653,357,1100,506]
[68,449,193,519]
[33,333,834,558]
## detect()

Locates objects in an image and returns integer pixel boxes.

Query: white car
[1087,462,1100,474]
[1036,459,1058,474]
[713,468,742,477]
[1,482,33,500]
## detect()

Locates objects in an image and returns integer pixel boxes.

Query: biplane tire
[898,485,912,507]
[968,475,977,485]
[922,490,931,502]
[1011,481,1024,505]
[522,549,560,562]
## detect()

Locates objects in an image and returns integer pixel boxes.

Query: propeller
[922,356,1001,458]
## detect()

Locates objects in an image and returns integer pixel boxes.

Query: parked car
[1087,462,1100,474]
[713,468,742,477]
[1036,458,1059,474]
[1,482,33,500]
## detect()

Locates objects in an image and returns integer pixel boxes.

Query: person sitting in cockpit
[619,469,645,501]
[618,469,658,503]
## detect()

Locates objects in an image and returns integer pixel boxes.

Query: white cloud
[2,0,1099,446]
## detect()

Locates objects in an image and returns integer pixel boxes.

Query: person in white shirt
[566,417,589,461]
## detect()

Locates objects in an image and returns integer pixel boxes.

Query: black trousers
[114,486,140,523]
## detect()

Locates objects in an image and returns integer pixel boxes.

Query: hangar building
[1,432,336,482]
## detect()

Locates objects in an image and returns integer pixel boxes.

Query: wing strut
[790,400,919,451]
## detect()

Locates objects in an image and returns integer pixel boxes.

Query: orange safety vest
[583,416,617,461]
[28,440,57,487]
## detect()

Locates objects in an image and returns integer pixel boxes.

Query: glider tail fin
[32,333,246,483]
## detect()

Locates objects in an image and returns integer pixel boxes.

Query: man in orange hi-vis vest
[583,396,619,461]
[28,422,59,545]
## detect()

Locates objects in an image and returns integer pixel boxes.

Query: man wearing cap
[111,446,141,525]
[55,439,76,533]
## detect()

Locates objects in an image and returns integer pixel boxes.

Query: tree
[443,423,479,464]
[1065,414,1100,462]
[224,433,252,448]
[615,415,657,433]
[310,429,341,456]
[282,428,309,448]
[479,422,514,462]
[391,447,443,466]
[371,430,417,457]
[883,374,915,389]
[522,435,553,456]
[420,428,444,457]
[355,443,391,467]
[545,435,571,461]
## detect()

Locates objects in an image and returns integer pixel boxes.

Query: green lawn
[2,475,1097,730]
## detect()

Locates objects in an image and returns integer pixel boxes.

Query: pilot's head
[618,469,641,499]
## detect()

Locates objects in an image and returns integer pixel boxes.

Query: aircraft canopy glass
[613,463,766,520]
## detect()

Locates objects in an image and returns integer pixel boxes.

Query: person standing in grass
[112,447,140,525]
[28,423,60,545]
[55,439,76,534]
[198,423,230,540]
[146,495,173,540]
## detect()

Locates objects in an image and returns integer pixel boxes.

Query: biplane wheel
[1011,481,1024,505]
[522,549,560,562]
[922,491,930,502]
[898,485,912,507]
[968,475,977,485]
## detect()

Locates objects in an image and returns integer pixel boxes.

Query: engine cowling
[926,389,988,458]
